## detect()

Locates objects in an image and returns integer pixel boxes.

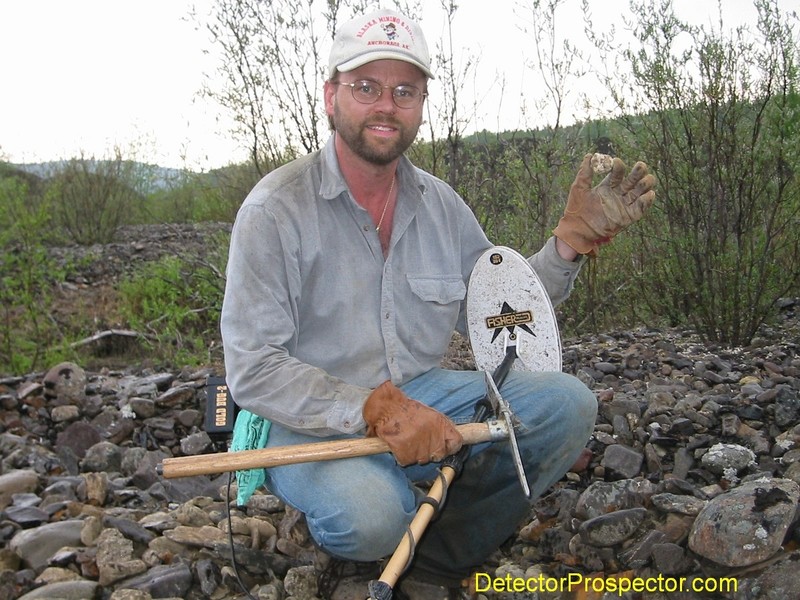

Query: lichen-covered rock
[688,477,799,567]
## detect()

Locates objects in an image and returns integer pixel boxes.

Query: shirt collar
[318,134,426,201]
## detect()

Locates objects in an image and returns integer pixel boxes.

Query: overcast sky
[1,0,774,170]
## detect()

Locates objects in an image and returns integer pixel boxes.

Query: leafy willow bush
[46,153,143,245]
[117,236,228,367]
[0,176,70,374]
[608,0,800,345]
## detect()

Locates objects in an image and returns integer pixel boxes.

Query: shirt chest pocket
[402,274,467,363]
[407,275,466,305]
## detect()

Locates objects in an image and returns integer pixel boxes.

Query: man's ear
[323,80,337,117]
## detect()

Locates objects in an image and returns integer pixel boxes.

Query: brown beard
[332,103,420,166]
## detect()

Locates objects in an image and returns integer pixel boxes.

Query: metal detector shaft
[156,421,508,479]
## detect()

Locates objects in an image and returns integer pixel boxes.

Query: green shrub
[117,236,228,367]
[0,175,71,374]
[46,152,144,245]
[614,0,800,345]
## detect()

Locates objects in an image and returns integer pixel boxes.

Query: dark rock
[651,542,697,575]
[156,385,196,408]
[533,488,579,522]
[195,557,221,596]
[601,444,644,479]
[672,447,694,479]
[180,431,213,455]
[80,441,122,473]
[176,408,201,428]
[618,529,666,568]
[131,450,169,490]
[102,515,156,545]
[105,416,136,445]
[599,397,642,422]
[669,417,695,437]
[3,506,50,528]
[55,422,103,460]
[116,562,193,598]
[578,507,649,547]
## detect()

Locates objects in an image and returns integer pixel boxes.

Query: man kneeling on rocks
[220,8,655,598]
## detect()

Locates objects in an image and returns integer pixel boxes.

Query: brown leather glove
[553,153,656,255]
[363,381,463,466]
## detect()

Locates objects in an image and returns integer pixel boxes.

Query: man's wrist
[555,236,581,261]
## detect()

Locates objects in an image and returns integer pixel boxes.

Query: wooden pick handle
[158,421,501,479]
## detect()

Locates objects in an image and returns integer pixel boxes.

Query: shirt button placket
[381,262,400,379]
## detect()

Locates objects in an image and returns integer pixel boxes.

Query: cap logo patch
[355,15,415,48]
[382,22,398,40]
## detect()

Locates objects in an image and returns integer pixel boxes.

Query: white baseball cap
[328,9,434,80]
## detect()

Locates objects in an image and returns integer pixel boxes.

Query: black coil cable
[225,471,259,600]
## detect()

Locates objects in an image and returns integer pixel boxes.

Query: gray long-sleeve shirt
[220,136,583,437]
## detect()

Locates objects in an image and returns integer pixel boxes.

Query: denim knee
[513,371,597,434]
[306,486,415,562]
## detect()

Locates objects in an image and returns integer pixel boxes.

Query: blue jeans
[263,368,597,584]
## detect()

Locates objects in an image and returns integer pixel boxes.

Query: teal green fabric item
[230,409,271,505]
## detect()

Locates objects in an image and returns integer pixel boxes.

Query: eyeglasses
[336,80,427,109]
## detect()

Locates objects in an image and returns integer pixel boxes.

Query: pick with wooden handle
[157,420,508,479]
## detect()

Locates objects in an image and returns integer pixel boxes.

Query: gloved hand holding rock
[553,153,657,255]
[363,381,463,466]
